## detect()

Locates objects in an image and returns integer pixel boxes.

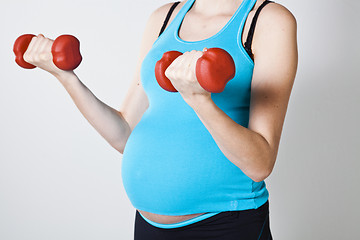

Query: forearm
[56,72,131,153]
[189,97,272,182]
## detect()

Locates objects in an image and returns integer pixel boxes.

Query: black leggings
[134,200,273,240]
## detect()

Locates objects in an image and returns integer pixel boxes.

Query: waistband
[137,200,269,229]
[138,211,222,229]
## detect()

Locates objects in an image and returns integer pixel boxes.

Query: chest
[178,11,256,47]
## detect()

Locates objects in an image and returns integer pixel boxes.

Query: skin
[22,0,297,225]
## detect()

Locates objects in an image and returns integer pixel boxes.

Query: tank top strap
[153,0,258,48]
[221,0,258,38]
[169,0,258,42]
[161,0,196,36]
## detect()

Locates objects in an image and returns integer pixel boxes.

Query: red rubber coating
[155,51,183,92]
[13,34,36,69]
[13,34,82,70]
[51,35,82,70]
[196,48,235,93]
[155,48,235,93]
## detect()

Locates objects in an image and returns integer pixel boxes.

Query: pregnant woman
[21,0,298,239]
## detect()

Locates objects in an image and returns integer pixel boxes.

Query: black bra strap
[244,0,274,60]
[158,1,181,37]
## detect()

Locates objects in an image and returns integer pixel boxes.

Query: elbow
[110,136,129,155]
[112,141,126,154]
[252,168,272,182]
[253,144,276,182]
[251,158,275,183]
[116,147,125,155]
[112,123,132,154]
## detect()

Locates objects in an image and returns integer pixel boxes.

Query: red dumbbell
[155,48,235,93]
[13,34,82,71]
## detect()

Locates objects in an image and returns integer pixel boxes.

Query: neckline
[175,0,249,44]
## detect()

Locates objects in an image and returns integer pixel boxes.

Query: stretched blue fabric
[121,0,269,218]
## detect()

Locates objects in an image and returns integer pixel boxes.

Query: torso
[138,0,266,224]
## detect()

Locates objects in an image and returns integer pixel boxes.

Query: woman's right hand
[23,34,75,79]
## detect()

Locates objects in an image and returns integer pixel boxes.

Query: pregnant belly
[121,114,250,215]
[138,209,207,224]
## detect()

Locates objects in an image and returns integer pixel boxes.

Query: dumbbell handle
[13,34,82,71]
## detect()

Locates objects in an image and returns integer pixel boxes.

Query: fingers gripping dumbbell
[13,34,82,70]
[155,48,236,93]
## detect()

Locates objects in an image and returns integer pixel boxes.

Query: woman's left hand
[164,48,212,107]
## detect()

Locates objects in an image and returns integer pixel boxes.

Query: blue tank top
[121,0,269,216]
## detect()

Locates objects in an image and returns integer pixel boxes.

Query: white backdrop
[1,0,359,239]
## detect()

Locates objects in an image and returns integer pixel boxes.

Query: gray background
[1,0,359,239]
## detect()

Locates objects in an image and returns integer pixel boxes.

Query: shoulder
[257,2,297,32]
[153,1,184,14]
[147,1,184,27]
[252,1,297,58]
[139,1,184,47]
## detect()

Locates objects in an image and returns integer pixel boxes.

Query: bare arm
[176,3,298,182]
[22,3,177,154]
[57,74,132,154]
